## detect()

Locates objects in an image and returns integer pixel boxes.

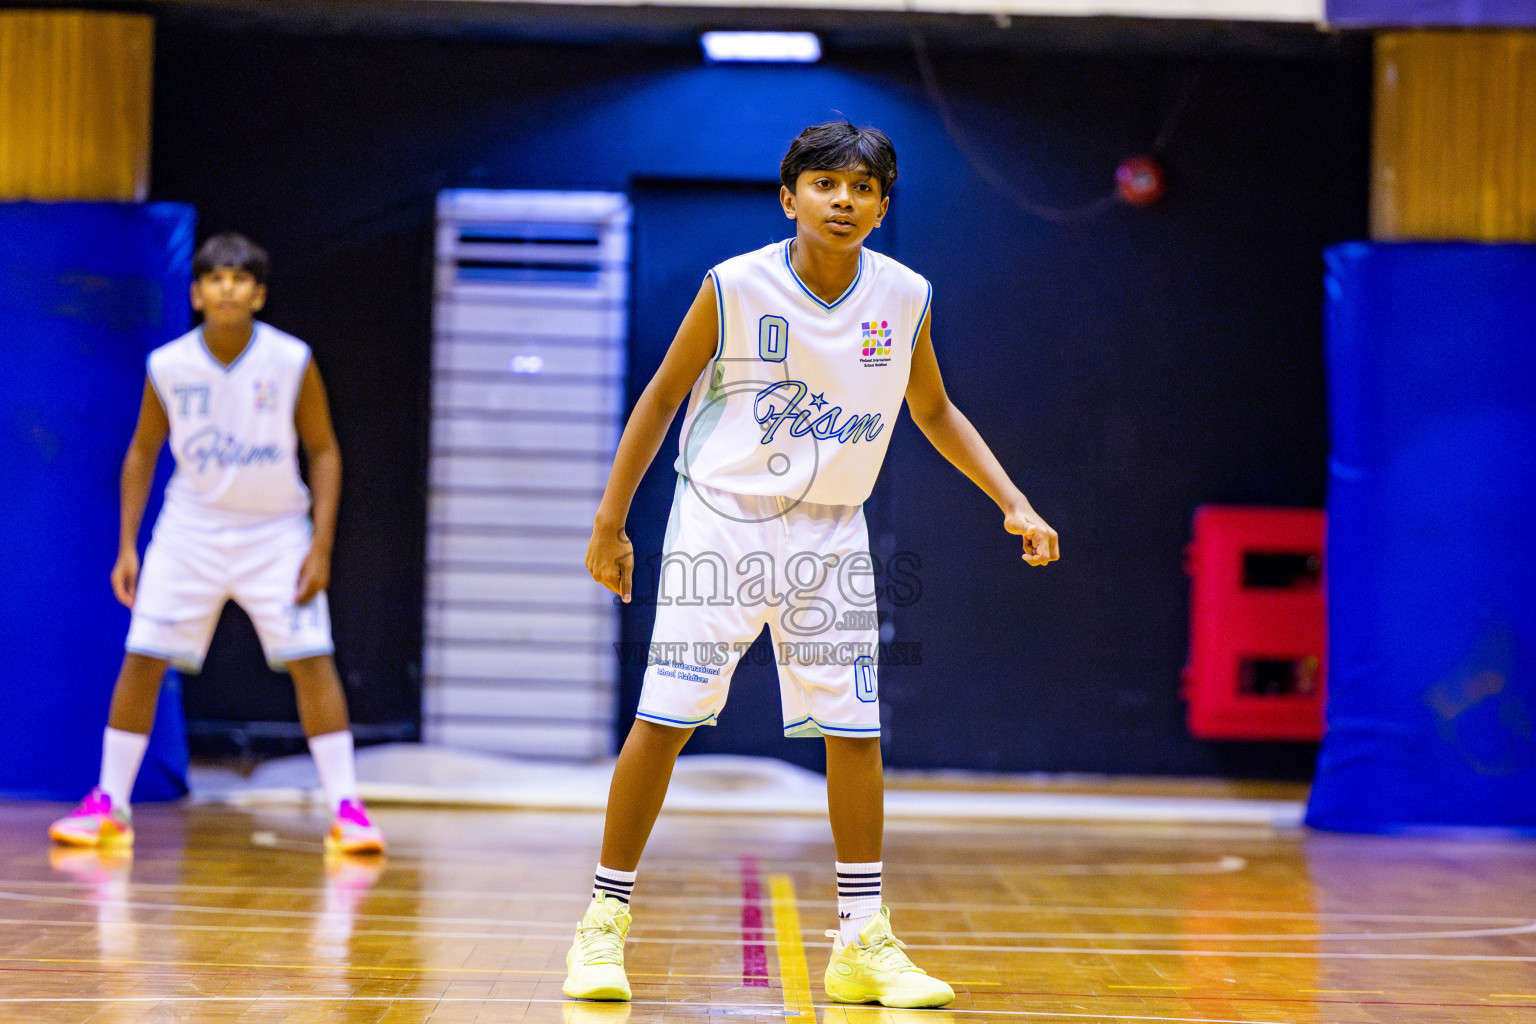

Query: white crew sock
[99,728,150,811]
[593,865,637,905]
[307,730,359,813]
[836,860,883,943]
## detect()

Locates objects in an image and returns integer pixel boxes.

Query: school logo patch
[859,319,892,368]
[253,379,279,411]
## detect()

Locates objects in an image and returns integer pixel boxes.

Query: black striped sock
[836,860,882,942]
[593,865,637,904]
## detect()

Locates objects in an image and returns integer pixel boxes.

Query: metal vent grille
[425,190,630,759]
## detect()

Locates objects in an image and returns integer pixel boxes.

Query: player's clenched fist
[294,546,331,605]
[586,518,634,604]
[111,549,140,607]
[1004,506,1059,567]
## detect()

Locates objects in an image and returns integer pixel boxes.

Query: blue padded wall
[0,203,196,801]
[1307,243,1536,833]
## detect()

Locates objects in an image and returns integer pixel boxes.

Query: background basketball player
[49,234,385,857]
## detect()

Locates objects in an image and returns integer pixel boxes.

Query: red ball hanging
[1115,155,1165,207]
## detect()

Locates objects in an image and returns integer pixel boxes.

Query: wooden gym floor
[1,799,1533,1023]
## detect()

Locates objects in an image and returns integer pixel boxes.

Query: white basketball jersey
[147,322,313,526]
[674,240,932,506]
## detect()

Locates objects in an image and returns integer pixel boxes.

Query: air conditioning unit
[425,189,630,759]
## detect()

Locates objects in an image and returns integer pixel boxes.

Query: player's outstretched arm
[113,378,170,606]
[905,312,1059,567]
[294,359,341,604]
[587,277,719,603]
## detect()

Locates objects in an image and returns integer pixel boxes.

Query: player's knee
[630,718,694,753]
[118,652,170,692]
[285,654,337,687]
[825,734,881,758]
[121,651,168,673]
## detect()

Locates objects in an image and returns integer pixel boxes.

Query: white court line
[6,914,1529,951]
[900,921,1536,942]
[232,782,1307,827]
[0,891,788,934]
[999,857,1248,877]
[10,878,1526,925]
[213,843,1255,876]
[0,916,782,946]
[6,889,1535,943]
[5,917,1536,961]
[0,996,1322,1023]
[0,917,576,942]
[895,906,1532,925]
[894,946,1536,962]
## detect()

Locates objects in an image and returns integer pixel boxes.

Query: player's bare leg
[51,653,170,847]
[288,655,351,738]
[600,719,694,870]
[288,655,382,854]
[822,734,951,1007]
[824,735,883,862]
[105,653,170,735]
[566,720,693,1001]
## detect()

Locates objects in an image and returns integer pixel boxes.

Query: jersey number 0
[758,315,788,363]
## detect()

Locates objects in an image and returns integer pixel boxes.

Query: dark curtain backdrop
[149,19,1369,774]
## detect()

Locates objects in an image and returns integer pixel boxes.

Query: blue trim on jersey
[661,473,687,555]
[267,646,335,670]
[709,270,725,359]
[817,724,881,737]
[911,281,933,351]
[781,715,882,739]
[125,643,205,673]
[198,321,262,373]
[294,343,313,413]
[636,709,720,728]
[144,358,169,412]
[782,240,863,312]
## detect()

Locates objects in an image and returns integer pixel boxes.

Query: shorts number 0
[854,654,877,703]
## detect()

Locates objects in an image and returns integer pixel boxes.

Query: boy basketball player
[49,234,384,856]
[565,123,1058,1006]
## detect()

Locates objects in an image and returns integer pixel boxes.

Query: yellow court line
[1300,990,1384,995]
[1106,985,1190,991]
[1490,994,1536,999]
[770,874,817,1021]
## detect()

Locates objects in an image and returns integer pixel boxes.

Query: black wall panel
[149,21,1368,774]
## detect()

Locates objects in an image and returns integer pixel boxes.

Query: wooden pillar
[0,10,153,201]
[1372,31,1536,241]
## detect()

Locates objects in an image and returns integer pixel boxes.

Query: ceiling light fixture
[701,32,821,63]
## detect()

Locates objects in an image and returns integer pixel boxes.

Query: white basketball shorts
[636,476,882,739]
[125,512,333,672]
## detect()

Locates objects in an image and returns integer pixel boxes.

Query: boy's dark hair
[780,121,898,198]
[192,233,269,286]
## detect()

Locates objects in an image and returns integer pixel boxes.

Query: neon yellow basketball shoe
[563,894,633,1001]
[824,907,955,1008]
[49,788,133,848]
